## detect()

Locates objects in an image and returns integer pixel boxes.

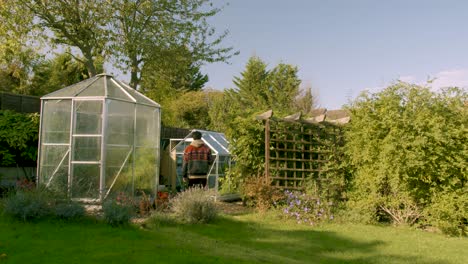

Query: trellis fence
[257,109,349,190]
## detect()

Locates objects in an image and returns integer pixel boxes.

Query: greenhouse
[37,74,161,202]
[170,130,233,192]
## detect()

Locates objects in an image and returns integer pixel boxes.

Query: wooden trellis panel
[262,114,345,190]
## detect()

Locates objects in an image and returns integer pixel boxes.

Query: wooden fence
[0,92,40,113]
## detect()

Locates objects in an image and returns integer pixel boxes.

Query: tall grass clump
[171,186,217,224]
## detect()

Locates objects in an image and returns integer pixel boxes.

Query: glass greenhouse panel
[135,105,157,147]
[73,137,101,161]
[134,147,157,194]
[42,78,96,98]
[76,78,105,97]
[74,100,102,135]
[105,145,133,196]
[71,164,100,199]
[41,100,71,143]
[107,78,133,101]
[39,145,69,192]
[107,100,134,145]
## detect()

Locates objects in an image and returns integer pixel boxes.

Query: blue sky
[200,0,468,109]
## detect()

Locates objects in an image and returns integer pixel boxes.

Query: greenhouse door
[70,100,104,200]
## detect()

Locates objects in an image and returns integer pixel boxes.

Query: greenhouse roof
[41,74,160,107]
[175,129,230,156]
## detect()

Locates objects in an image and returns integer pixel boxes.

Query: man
[182,131,213,187]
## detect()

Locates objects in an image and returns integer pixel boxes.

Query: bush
[171,186,217,223]
[102,199,135,226]
[344,83,467,230]
[3,190,51,221]
[54,200,86,220]
[423,188,467,236]
[241,176,284,212]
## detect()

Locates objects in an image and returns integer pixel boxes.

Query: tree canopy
[2,0,236,92]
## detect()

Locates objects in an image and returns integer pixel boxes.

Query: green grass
[0,211,467,264]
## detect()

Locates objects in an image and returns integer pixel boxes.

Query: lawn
[0,207,467,264]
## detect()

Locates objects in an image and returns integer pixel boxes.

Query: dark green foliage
[423,187,467,236]
[28,53,92,97]
[213,56,303,188]
[0,110,39,167]
[344,82,467,235]
[102,199,135,226]
[54,200,86,220]
[3,190,51,221]
[171,186,218,223]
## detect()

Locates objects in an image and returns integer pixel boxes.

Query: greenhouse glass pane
[134,147,156,194]
[76,78,105,97]
[135,105,157,147]
[42,77,96,98]
[39,145,69,192]
[107,78,133,101]
[107,100,134,145]
[41,100,71,143]
[105,145,133,195]
[75,101,102,135]
[71,164,100,199]
[73,137,101,161]
[117,80,158,106]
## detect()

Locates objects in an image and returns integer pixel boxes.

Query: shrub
[423,188,467,236]
[171,186,217,223]
[102,199,135,226]
[241,176,284,212]
[3,190,51,221]
[54,200,86,220]
[344,83,467,229]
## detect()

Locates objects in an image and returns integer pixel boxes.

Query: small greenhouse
[37,74,161,202]
[170,130,233,191]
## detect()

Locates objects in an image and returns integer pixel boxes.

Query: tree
[15,0,109,77]
[295,86,316,114]
[0,1,39,94]
[28,52,95,96]
[163,89,221,129]
[213,56,303,184]
[109,0,236,89]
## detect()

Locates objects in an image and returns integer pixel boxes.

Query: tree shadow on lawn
[174,216,449,264]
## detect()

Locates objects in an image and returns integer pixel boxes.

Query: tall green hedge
[344,82,467,235]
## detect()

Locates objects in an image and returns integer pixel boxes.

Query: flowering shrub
[278,190,334,225]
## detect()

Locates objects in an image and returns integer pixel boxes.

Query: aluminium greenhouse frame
[37,74,161,202]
